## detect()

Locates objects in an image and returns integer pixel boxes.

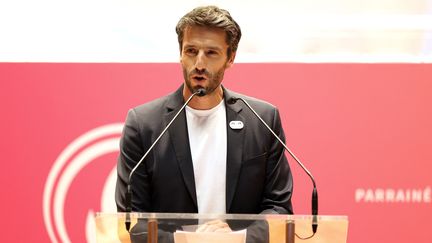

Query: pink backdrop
[1,63,431,242]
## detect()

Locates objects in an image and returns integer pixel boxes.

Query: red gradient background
[1,63,431,242]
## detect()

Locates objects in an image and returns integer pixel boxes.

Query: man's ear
[179,46,184,63]
[226,52,236,69]
[179,51,185,64]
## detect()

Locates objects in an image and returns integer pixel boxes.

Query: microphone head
[228,97,238,104]
[196,88,206,97]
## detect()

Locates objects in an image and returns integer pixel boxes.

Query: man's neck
[183,85,224,110]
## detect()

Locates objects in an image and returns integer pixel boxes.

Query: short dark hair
[175,6,242,58]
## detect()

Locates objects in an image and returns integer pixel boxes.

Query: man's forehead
[182,25,228,46]
[183,25,227,38]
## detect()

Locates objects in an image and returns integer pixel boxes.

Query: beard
[183,65,226,95]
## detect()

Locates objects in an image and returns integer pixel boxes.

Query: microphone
[124,88,206,231]
[228,97,319,236]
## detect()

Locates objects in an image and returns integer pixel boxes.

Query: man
[115,5,293,238]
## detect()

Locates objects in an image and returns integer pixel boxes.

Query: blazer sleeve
[115,108,152,212]
[260,107,294,214]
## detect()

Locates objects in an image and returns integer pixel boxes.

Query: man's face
[180,25,234,95]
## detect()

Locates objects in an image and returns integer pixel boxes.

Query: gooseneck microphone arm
[124,88,206,231]
[229,97,318,236]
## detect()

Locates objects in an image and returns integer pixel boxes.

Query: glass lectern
[95,213,348,243]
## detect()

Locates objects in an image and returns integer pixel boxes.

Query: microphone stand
[125,89,206,231]
[230,97,318,237]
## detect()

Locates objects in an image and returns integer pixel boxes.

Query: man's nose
[194,51,206,71]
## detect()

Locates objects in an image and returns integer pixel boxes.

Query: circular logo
[43,123,124,243]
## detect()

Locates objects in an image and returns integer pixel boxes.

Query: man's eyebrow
[183,44,196,49]
[207,46,223,51]
[183,44,223,51]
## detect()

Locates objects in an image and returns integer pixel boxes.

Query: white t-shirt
[185,100,227,214]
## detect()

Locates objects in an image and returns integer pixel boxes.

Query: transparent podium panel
[95,213,348,243]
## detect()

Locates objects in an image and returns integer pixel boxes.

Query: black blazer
[115,85,293,215]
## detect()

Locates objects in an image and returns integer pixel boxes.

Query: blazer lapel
[224,88,245,212]
[165,86,197,208]
[163,86,245,212]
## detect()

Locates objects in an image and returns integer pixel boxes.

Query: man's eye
[207,50,218,56]
[185,49,197,55]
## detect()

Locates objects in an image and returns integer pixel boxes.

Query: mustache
[190,69,210,77]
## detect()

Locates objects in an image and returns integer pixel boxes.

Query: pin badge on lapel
[229,120,244,130]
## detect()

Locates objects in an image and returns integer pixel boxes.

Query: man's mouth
[192,76,207,82]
